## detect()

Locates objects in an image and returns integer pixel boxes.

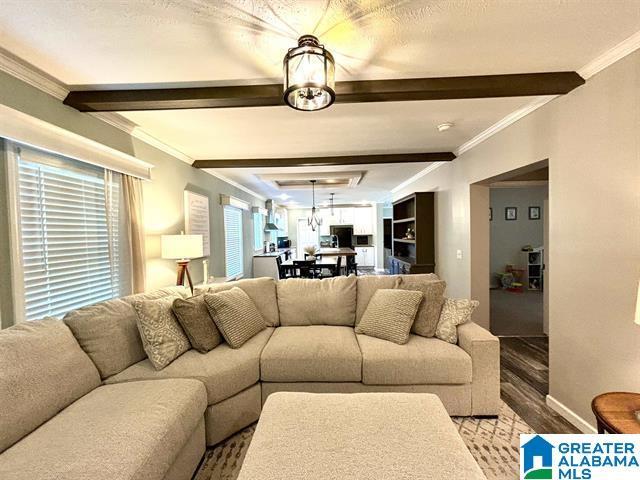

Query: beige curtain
[122,175,146,293]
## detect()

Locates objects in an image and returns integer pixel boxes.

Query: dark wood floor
[500,336,580,434]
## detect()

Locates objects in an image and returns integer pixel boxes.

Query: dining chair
[276,255,292,280]
[345,255,358,276]
[293,260,318,279]
[331,255,343,277]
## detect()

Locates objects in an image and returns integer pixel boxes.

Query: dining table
[315,248,357,257]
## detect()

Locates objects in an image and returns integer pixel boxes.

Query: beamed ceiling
[1,1,639,204]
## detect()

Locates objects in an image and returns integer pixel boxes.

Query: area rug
[194,401,532,480]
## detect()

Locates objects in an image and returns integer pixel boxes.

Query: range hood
[264,200,279,231]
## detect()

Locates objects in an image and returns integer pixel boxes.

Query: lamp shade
[161,234,203,260]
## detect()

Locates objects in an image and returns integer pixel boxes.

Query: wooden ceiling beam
[191,152,456,169]
[63,72,584,112]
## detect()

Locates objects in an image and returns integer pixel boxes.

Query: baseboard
[546,395,597,434]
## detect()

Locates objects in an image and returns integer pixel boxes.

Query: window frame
[253,211,265,252]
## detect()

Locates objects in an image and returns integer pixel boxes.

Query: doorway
[470,161,575,433]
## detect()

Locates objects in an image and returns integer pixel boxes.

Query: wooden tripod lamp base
[176,260,194,293]
[161,233,204,294]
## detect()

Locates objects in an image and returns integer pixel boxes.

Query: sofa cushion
[355,275,401,325]
[172,296,223,353]
[105,328,274,405]
[0,319,100,453]
[261,326,362,382]
[0,379,206,480]
[355,289,423,345]
[399,276,446,337]
[277,276,357,326]
[134,295,191,370]
[64,286,189,378]
[204,288,267,349]
[357,333,472,385]
[196,277,279,327]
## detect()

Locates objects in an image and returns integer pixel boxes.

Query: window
[253,212,264,251]
[224,206,244,279]
[13,144,126,320]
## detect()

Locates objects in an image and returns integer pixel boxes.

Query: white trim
[0,47,68,100]
[391,162,446,194]
[455,96,557,157]
[546,395,597,434]
[220,194,250,211]
[5,144,27,323]
[0,104,153,180]
[208,170,267,201]
[578,30,640,79]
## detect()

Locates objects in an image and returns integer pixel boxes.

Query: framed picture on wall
[529,206,541,220]
[184,190,210,257]
[505,207,517,221]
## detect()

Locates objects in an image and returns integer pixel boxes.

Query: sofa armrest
[457,322,500,416]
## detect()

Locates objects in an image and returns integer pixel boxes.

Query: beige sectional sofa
[0,275,499,480]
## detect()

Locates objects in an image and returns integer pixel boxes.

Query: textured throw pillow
[399,277,446,337]
[355,289,423,345]
[435,298,479,344]
[204,287,266,349]
[133,295,190,370]
[172,296,223,353]
[355,275,402,325]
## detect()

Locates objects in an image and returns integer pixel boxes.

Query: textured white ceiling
[1,1,639,201]
[1,0,639,85]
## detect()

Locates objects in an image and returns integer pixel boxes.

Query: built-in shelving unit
[389,192,435,274]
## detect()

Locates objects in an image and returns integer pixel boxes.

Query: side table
[591,392,640,434]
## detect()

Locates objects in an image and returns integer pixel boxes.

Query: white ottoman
[237,392,486,480]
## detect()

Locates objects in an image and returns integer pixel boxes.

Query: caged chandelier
[283,35,335,111]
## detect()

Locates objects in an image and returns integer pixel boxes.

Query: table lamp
[161,233,204,293]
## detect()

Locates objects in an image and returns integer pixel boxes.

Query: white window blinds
[253,212,264,251]
[224,206,244,279]
[16,146,124,320]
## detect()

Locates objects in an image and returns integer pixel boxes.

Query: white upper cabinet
[353,207,374,234]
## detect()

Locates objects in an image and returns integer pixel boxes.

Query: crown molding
[391,30,640,194]
[390,161,446,194]
[578,30,640,80]
[455,95,557,157]
[0,47,68,100]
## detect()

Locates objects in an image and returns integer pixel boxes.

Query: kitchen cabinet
[355,247,374,267]
[353,207,374,234]
[336,207,353,225]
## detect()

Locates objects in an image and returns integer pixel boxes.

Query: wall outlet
[456,249,463,260]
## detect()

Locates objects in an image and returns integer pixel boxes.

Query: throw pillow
[133,295,190,370]
[399,277,446,337]
[172,296,223,353]
[435,298,479,344]
[204,287,267,349]
[355,275,402,325]
[355,289,423,345]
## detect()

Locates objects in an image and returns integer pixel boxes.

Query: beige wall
[0,71,264,323]
[394,50,640,430]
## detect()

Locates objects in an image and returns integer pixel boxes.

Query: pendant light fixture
[329,192,335,215]
[283,35,335,111]
[307,180,323,232]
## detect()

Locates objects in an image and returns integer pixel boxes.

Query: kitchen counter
[254,248,292,258]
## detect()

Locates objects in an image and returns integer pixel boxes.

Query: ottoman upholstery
[261,326,362,382]
[237,392,486,480]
